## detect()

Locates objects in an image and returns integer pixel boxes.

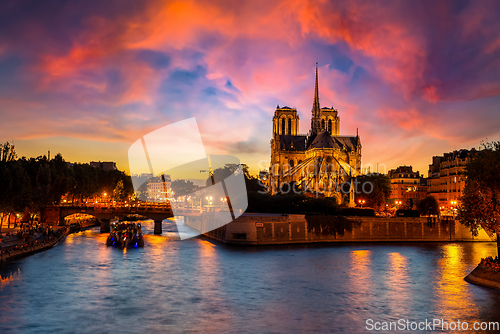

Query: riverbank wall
[0,227,69,263]
[465,265,500,291]
[185,213,494,245]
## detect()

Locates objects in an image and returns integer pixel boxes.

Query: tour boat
[106,221,144,248]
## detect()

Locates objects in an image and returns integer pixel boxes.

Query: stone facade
[427,149,475,208]
[388,166,427,202]
[196,213,494,245]
[269,65,361,203]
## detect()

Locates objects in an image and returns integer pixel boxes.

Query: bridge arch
[44,205,173,229]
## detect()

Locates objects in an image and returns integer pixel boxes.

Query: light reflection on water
[1,221,500,333]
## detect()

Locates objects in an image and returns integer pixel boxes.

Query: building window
[328,119,332,134]
[281,118,285,135]
[288,118,292,135]
[321,119,325,130]
[289,159,295,168]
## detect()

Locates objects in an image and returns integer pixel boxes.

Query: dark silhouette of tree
[417,195,440,226]
[457,140,500,255]
[50,153,71,204]
[206,163,264,192]
[417,195,440,216]
[9,161,32,227]
[171,179,198,197]
[0,142,16,162]
[0,164,13,231]
[0,142,136,225]
[354,173,391,211]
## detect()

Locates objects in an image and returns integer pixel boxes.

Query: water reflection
[347,249,373,322]
[434,243,485,323]
[1,226,499,333]
[0,268,21,286]
[386,252,411,315]
[349,249,372,294]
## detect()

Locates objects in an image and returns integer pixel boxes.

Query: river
[1,219,499,333]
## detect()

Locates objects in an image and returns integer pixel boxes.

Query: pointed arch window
[321,119,325,130]
[328,119,332,134]
[288,118,292,135]
[281,118,285,135]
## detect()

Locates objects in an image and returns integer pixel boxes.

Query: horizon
[1,1,500,178]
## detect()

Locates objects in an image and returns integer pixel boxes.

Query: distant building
[90,161,117,172]
[388,166,427,202]
[427,149,475,208]
[147,175,172,201]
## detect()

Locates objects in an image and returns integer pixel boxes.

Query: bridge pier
[100,219,111,233]
[154,220,162,234]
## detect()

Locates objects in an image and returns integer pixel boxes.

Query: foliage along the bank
[457,140,500,237]
[353,173,392,211]
[0,142,134,224]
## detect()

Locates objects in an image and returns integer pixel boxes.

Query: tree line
[0,142,133,227]
[458,140,500,255]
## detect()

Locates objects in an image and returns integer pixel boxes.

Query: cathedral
[269,64,362,204]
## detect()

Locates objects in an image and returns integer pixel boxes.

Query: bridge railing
[56,203,172,212]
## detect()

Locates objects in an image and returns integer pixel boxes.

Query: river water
[1,219,499,333]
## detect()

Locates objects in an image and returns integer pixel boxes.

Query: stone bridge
[43,205,173,234]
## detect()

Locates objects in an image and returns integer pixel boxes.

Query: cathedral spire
[313,62,320,117]
[310,62,322,134]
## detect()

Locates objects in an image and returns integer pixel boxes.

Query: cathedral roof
[308,131,360,151]
[309,130,336,149]
[279,135,307,151]
[334,136,360,152]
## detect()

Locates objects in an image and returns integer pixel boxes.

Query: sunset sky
[1,0,500,177]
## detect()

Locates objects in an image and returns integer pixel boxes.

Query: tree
[0,164,13,232]
[49,153,71,204]
[457,141,500,255]
[0,142,16,162]
[9,161,31,227]
[206,163,264,192]
[354,174,392,211]
[171,179,198,197]
[418,195,439,226]
[30,163,52,225]
[113,180,125,201]
[417,196,440,216]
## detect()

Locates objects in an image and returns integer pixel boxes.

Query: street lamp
[358,199,366,207]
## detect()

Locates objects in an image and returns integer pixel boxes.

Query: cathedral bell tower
[272,105,299,141]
